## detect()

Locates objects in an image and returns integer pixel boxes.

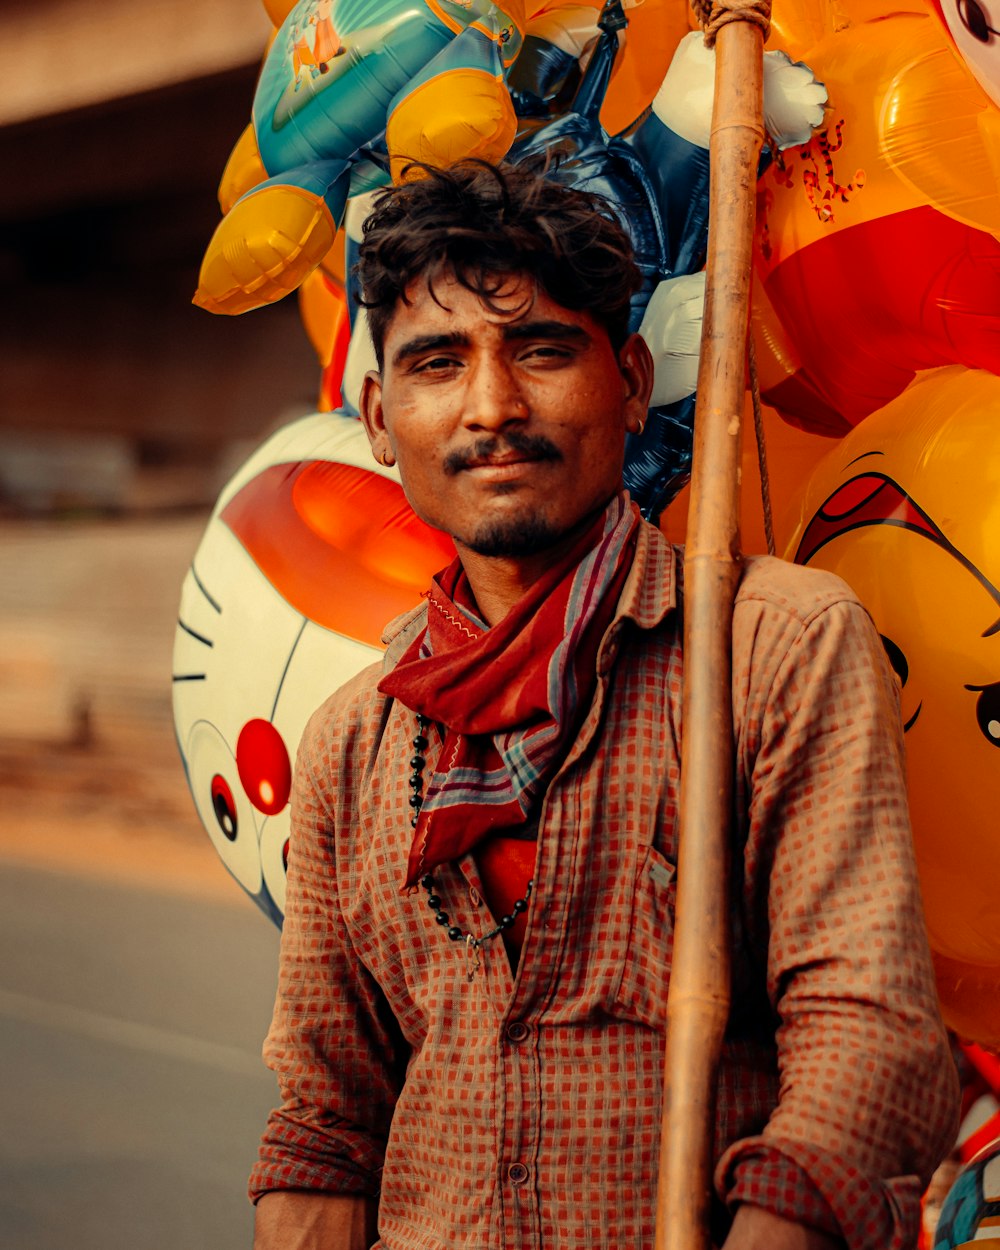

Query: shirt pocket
[611,845,676,1031]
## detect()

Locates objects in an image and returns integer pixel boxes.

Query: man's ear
[359,370,396,468]
[619,332,655,435]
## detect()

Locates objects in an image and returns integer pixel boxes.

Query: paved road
[0,863,280,1250]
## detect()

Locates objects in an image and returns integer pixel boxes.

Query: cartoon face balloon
[173,413,453,923]
[785,366,1000,1042]
[928,0,1000,109]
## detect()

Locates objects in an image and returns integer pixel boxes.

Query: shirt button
[505,1021,530,1044]
[507,1162,529,1185]
[469,886,482,907]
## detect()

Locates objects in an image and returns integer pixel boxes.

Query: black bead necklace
[410,714,534,973]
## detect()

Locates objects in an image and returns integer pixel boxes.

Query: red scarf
[379,494,640,888]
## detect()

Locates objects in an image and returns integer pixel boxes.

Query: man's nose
[462,357,529,429]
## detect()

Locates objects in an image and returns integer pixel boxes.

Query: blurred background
[0,2,321,1245]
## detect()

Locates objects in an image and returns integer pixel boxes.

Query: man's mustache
[443,432,562,476]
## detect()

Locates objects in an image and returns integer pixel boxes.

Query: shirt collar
[613,515,678,632]
[380,515,678,668]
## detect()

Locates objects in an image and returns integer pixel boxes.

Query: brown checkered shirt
[251,520,958,1249]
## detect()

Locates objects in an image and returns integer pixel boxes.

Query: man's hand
[253,1192,378,1250]
[722,1205,845,1250]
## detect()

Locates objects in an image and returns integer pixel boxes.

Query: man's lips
[464,453,544,470]
[443,436,561,476]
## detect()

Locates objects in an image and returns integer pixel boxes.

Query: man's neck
[454,506,612,626]
[454,551,555,627]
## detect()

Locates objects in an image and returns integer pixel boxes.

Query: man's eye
[522,344,571,361]
[414,356,459,372]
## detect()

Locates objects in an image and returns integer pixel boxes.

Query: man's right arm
[250,681,406,1232]
[254,1192,378,1250]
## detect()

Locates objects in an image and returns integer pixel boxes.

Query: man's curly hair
[355,160,642,368]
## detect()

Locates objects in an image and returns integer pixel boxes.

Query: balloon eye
[210,774,239,841]
[974,683,1000,747]
[880,635,909,687]
[958,0,998,42]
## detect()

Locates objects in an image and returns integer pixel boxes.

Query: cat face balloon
[173,412,453,923]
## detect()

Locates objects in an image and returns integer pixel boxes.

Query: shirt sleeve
[249,693,409,1203]
[717,577,960,1248]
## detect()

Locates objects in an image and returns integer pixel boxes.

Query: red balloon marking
[210,774,239,841]
[819,473,887,519]
[236,719,292,816]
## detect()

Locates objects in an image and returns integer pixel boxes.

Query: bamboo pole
[655,14,765,1250]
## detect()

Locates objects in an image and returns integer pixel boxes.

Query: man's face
[359,272,652,563]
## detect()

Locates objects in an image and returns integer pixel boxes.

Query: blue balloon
[510,0,711,518]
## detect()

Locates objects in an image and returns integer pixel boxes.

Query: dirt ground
[0,514,243,903]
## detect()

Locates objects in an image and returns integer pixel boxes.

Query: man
[251,161,958,1250]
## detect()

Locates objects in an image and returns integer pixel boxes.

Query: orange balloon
[753,7,1000,434]
[933,951,1000,1050]
[297,268,351,411]
[602,0,690,135]
[223,455,453,647]
[521,0,690,137]
[658,394,837,556]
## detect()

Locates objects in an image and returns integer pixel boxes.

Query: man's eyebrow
[390,321,591,367]
[502,320,592,344]
[392,332,470,367]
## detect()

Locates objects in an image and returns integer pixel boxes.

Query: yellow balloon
[194,184,339,315]
[785,366,1000,1039]
[387,66,518,184]
[218,123,268,216]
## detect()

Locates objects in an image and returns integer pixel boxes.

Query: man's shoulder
[735,554,865,627]
[619,525,866,639]
[300,658,387,758]
[730,556,884,700]
[299,600,428,763]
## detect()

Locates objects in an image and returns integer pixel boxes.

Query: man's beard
[463,512,563,558]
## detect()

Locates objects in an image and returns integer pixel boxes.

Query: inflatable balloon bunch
[196,0,826,514]
[175,0,827,924]
[720,0,1000,1051]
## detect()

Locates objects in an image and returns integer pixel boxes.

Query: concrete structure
[0,0,321,512]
